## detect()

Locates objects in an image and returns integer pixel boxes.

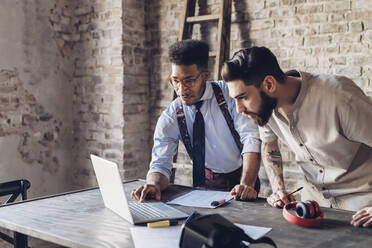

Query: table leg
[14,232,27,248]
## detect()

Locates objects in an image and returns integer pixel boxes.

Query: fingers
[362,217,372,227]
[232,185,257,201]
[241,187,257,200]
[288,194,296,202]
[131,185,144,201]
[234,185,245,200]
[266,194,277,207]
[274,198,285,208]
[131,185,157,202]
[350,207,372,227]
[267,192,288,208]
[351,214,371,227]
[140,185,151,203]
[352,209,367,219]
[351,211,369,226]
[155,188,161,201]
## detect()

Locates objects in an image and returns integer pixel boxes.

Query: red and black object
[283,200,324,227]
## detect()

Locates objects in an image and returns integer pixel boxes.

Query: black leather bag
[179,213,277,248]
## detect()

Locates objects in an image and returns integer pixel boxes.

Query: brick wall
[145,0,372,196]
[49,0,150,186]
[0,0,75,197]
[122,0,151,179]
[50,0,126,187]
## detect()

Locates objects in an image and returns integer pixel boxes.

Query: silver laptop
[90,154,188,224]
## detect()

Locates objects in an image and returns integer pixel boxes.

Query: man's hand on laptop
[230,184,257,201]
[131,184,161,203]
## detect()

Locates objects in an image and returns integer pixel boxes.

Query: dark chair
[0,179,30,248]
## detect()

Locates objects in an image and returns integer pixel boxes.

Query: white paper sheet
[130,226,181,248]
[130,223,272,248]
[166,190,234,208]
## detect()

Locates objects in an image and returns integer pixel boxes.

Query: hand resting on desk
[351,206,372,228]
[230,184,257,201]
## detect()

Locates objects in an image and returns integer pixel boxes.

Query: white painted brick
[324,1,350,12]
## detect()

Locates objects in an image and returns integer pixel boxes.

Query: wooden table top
[0,180,370,248]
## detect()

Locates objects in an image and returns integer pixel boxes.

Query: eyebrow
[233,92,246,99]
[170,75,193,80]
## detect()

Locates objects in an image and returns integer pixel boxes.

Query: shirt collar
[289,71,310,115]
[184,81,215,110]
[199,81,214,101]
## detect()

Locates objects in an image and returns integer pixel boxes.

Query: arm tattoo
[262,143,285,193]
[268,150,282,168]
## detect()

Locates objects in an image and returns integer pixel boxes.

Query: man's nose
[179,83,189,94]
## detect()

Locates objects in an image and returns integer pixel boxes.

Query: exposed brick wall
[0,70,63,173]
[145,0,372,196]
[122,0,151,179]
[49,0,150,185]
[0,0,75,197]
[50,0,125,186]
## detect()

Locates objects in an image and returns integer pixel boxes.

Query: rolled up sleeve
[228,99,261,154]
[147,107,180,180]
[235,113,261,154]
[258,125,277,143]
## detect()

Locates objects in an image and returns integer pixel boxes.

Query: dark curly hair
[168,39,209,70]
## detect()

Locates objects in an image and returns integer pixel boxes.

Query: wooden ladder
[179,0,232,80]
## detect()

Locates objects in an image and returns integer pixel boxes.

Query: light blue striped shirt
[148,81,261,180]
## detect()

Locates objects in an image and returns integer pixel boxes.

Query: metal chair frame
[0,180,30,248]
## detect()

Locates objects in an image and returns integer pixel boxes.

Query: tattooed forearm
[268,150,282,168]
[262,141,285,193]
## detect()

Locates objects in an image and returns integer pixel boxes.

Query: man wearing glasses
[132,40,261,202]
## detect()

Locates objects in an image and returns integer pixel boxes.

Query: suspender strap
[210,82,243,153]
[175,97,193,158]
[175,82,243,158]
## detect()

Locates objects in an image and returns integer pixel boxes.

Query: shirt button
[319,169,323,173]
[310,158,314,162]
[299,143,303,147]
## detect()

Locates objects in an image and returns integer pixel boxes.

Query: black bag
[179,213,277,248]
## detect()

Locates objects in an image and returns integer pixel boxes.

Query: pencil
[273,186,303,204]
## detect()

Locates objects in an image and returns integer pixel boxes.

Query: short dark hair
[168,39,209,70]
[221,47,286,87]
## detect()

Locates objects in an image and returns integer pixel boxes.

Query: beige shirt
[259,71,372,211]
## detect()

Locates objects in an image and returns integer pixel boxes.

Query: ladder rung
[209,51,217,57]
[186,14,219,23]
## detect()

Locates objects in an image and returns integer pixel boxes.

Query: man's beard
[256,90,277,126]
[244,90,277,127]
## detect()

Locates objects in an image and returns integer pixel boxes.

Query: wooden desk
[0,180,371,248]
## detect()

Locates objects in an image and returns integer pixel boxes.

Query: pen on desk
[147,220,181,228]
[273,186,304,204]
[185,210,198,224]
[210,199,226,207]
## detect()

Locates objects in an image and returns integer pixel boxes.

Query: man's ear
[202,71,211,81]
[261,75,277,95]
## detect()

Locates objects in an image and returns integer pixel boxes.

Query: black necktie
[192,101,205,187]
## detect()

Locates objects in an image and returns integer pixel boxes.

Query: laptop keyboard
[128,202,172,220]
